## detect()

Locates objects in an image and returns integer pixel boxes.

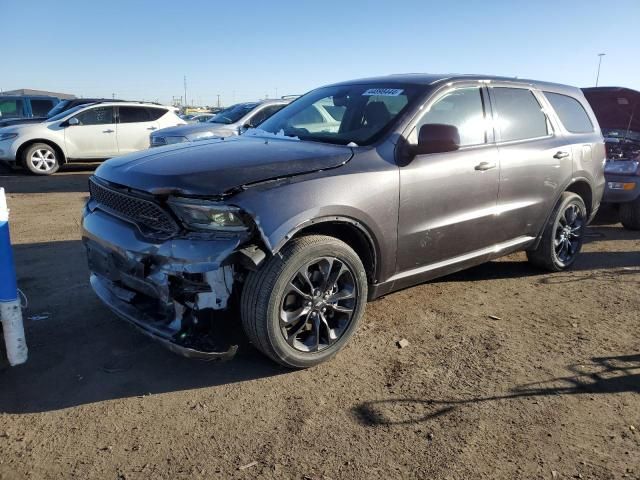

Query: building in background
[1,88,75,99]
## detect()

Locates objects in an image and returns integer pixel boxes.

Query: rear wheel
[241,235,368,368]
[619,197,640,230]
[527,192,587,271]
[22,143,60,175]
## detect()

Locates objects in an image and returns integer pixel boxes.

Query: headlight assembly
[168,198,248,231]
[0,133,18,141]
[604,160,639,176]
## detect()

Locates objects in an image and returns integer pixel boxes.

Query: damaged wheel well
[290,221,377,283]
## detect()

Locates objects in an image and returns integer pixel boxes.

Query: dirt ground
[0,163,638,480]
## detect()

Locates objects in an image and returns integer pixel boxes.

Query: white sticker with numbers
[362,88,404,96]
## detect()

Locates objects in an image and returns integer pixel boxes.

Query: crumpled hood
[95,136,353,196]
[153,122,234,140]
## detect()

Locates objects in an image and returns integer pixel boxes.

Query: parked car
[0,98,124,128]
[0,101,185,174]
[187,113,215,123]
[582,87,640,229]
[150,98,291,146]
[82,74,605,367]
[0,95,60,127]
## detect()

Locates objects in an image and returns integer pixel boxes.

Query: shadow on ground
[353,353,640,426]
[0,162,98,194]
[436,225,640,284]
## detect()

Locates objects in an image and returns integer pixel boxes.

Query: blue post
[0,187,27,366]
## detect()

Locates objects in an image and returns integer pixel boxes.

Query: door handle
[553,151,570,159]
[474,161,496,171]
[103,129,114,133]
[147,126,157,131]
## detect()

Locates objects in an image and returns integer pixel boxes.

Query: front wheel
[527,192,587,271]
[241,235,368,368]
[22,143,60,175]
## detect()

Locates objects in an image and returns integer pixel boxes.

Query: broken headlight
[604,160,640,175]
[168,198,248,232]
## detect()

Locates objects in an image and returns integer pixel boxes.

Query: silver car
[150,99,291,146]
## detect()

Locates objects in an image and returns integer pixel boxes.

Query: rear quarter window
[544,92,594,134]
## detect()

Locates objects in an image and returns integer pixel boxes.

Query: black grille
[89,178,179,237]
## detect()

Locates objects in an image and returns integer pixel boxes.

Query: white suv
[0,102,185,175]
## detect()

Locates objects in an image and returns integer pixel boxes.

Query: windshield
[209,103,259,124]
[46,99,72,118]
[254,84,421,145]
[47,104,87,122]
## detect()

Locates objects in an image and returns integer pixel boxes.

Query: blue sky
[3,0,639,106]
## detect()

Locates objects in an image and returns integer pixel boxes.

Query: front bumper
[82,205,249,360]
[0,138,18,162]
[603,174,640,203]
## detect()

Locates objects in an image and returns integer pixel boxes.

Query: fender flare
[16,138,67,164]
[270,215,380,279]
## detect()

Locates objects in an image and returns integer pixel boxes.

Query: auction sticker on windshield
[362,88,404,96]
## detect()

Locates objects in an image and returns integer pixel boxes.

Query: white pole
[0,188,28,366]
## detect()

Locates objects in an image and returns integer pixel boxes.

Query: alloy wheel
[30,148,56,172]
[280,257,357,353]
[554,202,585,264]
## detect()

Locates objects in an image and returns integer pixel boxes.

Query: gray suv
[82,74,605,368]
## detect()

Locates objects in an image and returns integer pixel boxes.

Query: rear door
[396,85,501,273]
[64,106,118,158]
[488,85,572,243]
[116,106,165,153]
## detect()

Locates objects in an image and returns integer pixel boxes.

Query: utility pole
[217,94,220,108]
[595,53,606,87]
[112,92,115,99]
[184,75,188,107]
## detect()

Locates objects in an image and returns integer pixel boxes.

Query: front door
[396,86,500,274]
[64,106,118,158]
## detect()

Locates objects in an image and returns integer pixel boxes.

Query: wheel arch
[272,216,379,284]
[17,139,67,166]
[530,178,594,251]
[565,179,594,218]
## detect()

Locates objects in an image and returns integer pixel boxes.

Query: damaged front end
[82,176,264,360]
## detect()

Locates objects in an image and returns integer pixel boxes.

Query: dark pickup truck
[0,95,60,128]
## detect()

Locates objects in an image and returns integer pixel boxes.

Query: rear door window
[118,106,152,123]
[544,92,594,133]
[491,87,550,142]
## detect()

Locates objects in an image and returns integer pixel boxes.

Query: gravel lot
[0,164,638,480]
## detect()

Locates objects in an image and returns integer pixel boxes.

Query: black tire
[22,142,60,175]
[241,235,368,368]
[527,192,587,272]
[619,197,640,230]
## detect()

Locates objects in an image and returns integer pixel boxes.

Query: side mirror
[412,123,460,155]
[67,117,80,126]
